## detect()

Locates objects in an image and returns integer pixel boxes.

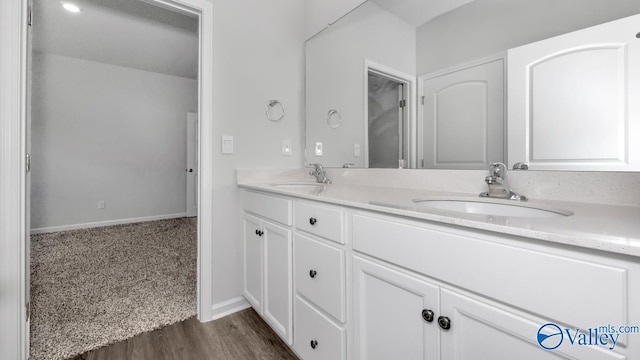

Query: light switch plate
[222,135,234,154]
[315,142,323,156]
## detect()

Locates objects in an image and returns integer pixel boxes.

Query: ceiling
[33,0,199,79]
[370,0,476,27]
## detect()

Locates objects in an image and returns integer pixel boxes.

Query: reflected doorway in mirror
[364,60,417,169]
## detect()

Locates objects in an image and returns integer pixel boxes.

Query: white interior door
[419,58,505,169]
[186,112,198,217]
[507,13,640,171]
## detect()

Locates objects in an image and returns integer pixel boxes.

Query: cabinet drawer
[295,201,344,244]
[242,191,292,226]
[352,213,629,337]
[294,296,346,360]
[295,234,345,322]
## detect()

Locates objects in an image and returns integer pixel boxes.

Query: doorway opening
[23,0,212,358]
[364,61,416,169]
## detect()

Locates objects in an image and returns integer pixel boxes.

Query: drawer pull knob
[255,229,263,237]
[309,217,317,225]
[309,270,317,278]
[310,340,318,349]
[421,309,434,322]
[438,316,451,330]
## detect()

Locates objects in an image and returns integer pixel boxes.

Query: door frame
[0,0,214,358]
[363,59,417,168]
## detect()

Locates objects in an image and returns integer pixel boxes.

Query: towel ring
[266,100,285,122]
[327,109,342,128]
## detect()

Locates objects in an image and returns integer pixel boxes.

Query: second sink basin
[412,198,573,218]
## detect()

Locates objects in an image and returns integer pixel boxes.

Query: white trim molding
[190,0,215,323]
[211,296,251,321]
[30,213,190,234]
[1,0,215,358]
[0,0,29,359]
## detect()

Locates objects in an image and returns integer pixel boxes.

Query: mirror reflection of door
[368,71,407,168]
[420,58,505,169]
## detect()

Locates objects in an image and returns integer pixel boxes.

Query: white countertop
[237,180,640,258]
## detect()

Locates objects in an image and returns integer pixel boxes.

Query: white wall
[209,0,305,309]
[304,0,366,39]
[416,0,640,74]
[31,52,197,230]
[305,1,415,168]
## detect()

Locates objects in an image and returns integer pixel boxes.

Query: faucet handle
[488,162,506,177]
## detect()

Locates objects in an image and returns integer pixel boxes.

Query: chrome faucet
[309,163,331,184]
[479,162,527,201]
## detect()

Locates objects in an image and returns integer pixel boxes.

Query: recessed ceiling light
[62,2,80,13]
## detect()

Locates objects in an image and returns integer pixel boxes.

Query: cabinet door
[353,256,440,360]
[440,289,624,360]
[243,213,262,312]
[263,220,293,345]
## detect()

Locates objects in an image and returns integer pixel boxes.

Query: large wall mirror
[305,0,640,170]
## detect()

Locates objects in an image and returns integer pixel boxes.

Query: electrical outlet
[315,142,323,156]
[282,139,292,156]
[354,143,361,157]
[98,200,106,209]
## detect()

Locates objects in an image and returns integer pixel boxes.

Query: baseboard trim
[30,213,190,234]
[210,296,251,321]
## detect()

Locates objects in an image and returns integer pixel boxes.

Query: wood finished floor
[68,308,299,360]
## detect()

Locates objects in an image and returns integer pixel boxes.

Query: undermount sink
[412,198,573,218]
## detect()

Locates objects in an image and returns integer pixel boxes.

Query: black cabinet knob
[310,340,318,349]
[438,316,451,330]
[255,229,263,237]
[309,217,317,225]
[421,309,434,323]
[309,270,317,278]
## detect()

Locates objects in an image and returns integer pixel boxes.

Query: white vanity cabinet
[353,256,440,360]
[292,200,348,360]
[351,210,638,360]
[240,187,640,359]
[241,191,293,345]
[353,254,586,360]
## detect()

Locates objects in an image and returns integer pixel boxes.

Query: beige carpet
[30,218,197,360]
